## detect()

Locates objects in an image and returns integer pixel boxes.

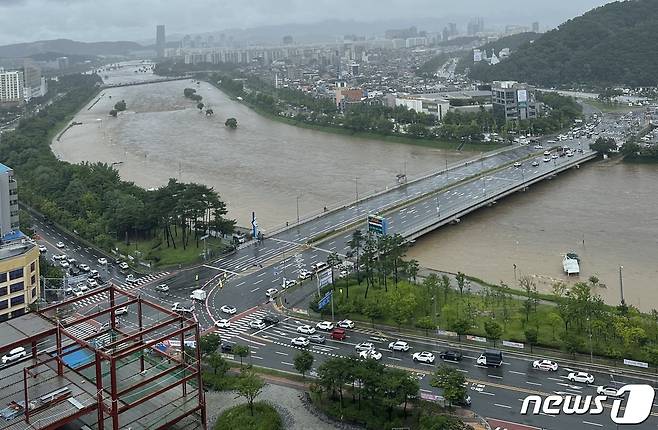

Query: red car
[330,328,346,340]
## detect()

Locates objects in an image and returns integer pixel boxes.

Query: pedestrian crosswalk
[72,272,170,309]
[212,309,270,340]
[64,320,112,347]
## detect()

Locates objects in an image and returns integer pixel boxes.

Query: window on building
[31,275,36,285]
[30,262,36,272]
[0,299,10,309]
[10,295,24,306]
[9,268,23,280]
[10,282,24,293]
[0,286,6,297]
[0,272,6,283]
[31,288,36,298]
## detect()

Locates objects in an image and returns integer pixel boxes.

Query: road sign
[367,214,388,235]
[318,290,332,310]
[317,268,333,288]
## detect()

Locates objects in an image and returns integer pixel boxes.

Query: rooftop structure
[0,285,206,430]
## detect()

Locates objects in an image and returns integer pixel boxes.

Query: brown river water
[53,63,658,310]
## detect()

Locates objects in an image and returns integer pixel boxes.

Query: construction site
[0,285,206,430]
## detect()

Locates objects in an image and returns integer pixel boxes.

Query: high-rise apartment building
[23,59,47,101]
[0,68,24,104]
[0,163,20,238]
[156,24,166,57]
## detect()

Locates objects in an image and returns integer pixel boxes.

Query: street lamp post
[296,195,301,224]
[354,176,359,204]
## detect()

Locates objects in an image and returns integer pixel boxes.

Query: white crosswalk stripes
[65,321,112,346]
[72,272,170,309]
[213,309,270,340]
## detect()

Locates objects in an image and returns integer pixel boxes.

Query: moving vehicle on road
[56,241,65,248]
[597,385,621,397]
[155,284,169,292]
[297,325,316,335]
[316,321,334,331]
[38,245,47,253]
[118,262,129,270]
[531,160,539,167]
[249,319,266,330]
[568,371,594,384]
[388,340,411,352]
[476,349,503,367]
[330,328,346,340]
[265,288,278,298]
[283,279,297,289]
[262,315,280,325]
[359,349,382,361]
[543,157,551,162]
[98,257,107,265]
[79,263,90,272]
[220,342,234,353]
[89,270,100,279]
[308,334,326,344]
[115,306,128,316]
[543,151,551,156]
[190,289,207,301]
[298,269,312,280]
[215,319,231,328]
[53,254,66,261]
[59,260,69,269]
[513,162,522,168]
[337,319,354,329]
[355,342,375,353]
[2,347,27,365]
[220,305,236,315]
[86,278,98,288]
[532,359,558,371]
[412,351,435,364]
[291,337,310,347]
[439,350,462,362]
[172,302,194,314]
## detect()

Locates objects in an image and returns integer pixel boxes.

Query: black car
[220,342,234,353]
[308,334,326,344]
[262,315,280,325]
[439,350,462,361]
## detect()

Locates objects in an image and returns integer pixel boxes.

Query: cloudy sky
[0,0,615,45]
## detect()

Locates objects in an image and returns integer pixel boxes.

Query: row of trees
[0,74,235,256]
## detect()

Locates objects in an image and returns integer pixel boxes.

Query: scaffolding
[0,285,207,430]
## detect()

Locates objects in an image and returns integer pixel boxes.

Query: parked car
[315,321,334,331]
[220,305,237,315]
[1,347,27,364]
[215,319,231,328]
[568,372,595,384]
[388,341,411,352]
[291,337,310,347]
[308,334,326,344]
[412,351,435,364]
[532,359,558,372]
[330,328,346,340]
[297,325,316,335]
[359,349,382,361]
[337,319,354,329]
[439,350,462,362]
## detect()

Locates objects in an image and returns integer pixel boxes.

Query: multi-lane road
[31,111,657,429]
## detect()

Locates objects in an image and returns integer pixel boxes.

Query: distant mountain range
[0,39,144,58]
[468,0,658,87]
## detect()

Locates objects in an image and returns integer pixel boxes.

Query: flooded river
[53,62,658,310]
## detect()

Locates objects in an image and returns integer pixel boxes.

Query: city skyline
[0,0,616,45]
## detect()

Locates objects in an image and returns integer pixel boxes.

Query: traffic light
[367,214,387,235]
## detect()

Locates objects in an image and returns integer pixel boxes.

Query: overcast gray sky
[0,0,615,45]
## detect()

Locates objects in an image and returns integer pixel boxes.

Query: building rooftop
[0,236,34,261]
[0,163,11,174]
[0,313,56,357]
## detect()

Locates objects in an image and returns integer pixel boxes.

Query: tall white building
[0,69,24,104]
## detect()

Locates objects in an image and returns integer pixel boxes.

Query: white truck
[190,289,207,301]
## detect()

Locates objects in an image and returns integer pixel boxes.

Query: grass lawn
[214,402,282,430]
[115,234,230,268]
[318,278,565,349]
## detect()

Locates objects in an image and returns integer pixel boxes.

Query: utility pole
[296,195,301,224]
[355,176,359,204]
[619,265,625,305]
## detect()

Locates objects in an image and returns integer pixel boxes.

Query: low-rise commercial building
[492,80,538,122]
[0,240,40,321]
[395,94,451,120]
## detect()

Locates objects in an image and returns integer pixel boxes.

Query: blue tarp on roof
[1,230,25,243]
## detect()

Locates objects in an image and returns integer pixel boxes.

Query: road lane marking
[275,351,288,356]
[488,374,503,379]
[582,421,603,427]
[282,361,294,366]
[494,403,511,409]
[526,381,542,386]
[254,279,263,284]
[509,370,525,375]
[250,287,260,293]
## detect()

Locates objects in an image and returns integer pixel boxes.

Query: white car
[56,241,65,248]
[38,245,47,253]
[79,264,90,272]
[531,160,539,167]
[543,157,551,162]
[155,284,169,292]
[89,269,100,279]
[60,260,70,269]
[298,269,312,280]
[283,279,297,289]
[551,153,559,159]
[316,321,334,331]
[597,385,621,397]
[115,306,128,316]
[513,162,522,168]
[172,302,194,313]
[220,305,237,315]
[388,340,411,352]
[412,351,435,364]
[98,257,108,265]
[355,342,375,353]
[337,319,354,329]
[568,372,595,384]
[532,359,558,372]
[359,349,382,361]
[126,275,138,285]
[543,151,551,156]
[215,319,231,328]
[249,319,266,330]
[297,325,316,335]
[1,347,27,364]
[52,254,66,261]
[119,262,129,270]
[266,288,278,298]
[86,279,98,288]
[291,337,310,347]
[533,144,543,149]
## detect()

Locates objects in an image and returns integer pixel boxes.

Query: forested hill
[469,0,658,87]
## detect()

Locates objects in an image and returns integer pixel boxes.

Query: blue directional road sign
[367,214,388,235]
[318,290,333,310]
